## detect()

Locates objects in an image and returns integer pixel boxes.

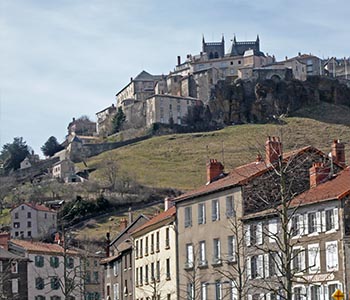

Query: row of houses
[99,137,350,300]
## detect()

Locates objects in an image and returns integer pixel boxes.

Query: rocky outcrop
[209,76,350,124]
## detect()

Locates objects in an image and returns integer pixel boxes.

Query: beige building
[131,204,177,300]
[10,203,57,240]
[146,94,202,127]
[9,239,83,300]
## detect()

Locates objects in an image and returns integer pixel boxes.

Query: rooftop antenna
[221,141,225,166]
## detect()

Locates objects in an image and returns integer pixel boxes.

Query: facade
[10,202,57,240]
[52,159,77,182]
[68,117,97,136]
[9,239,83,300]
[243,164,350,300]
[101,214,149,300]
[324,57,350,80]
[146,94,202,127]
[116,71,163,106]
[0,247,28,300]
[132,204,177,300]
[174,137,345,300]
[96,104,117,137]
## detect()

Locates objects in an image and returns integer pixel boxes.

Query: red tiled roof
[10,239,78,255]
[174,146,318,202]
[131,206,176,235]
[12,203,54,213]
[291,167,350,207]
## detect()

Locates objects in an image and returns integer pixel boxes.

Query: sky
[1,0,349,155]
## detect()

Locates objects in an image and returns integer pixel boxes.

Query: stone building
[96,104,117,137]
[173,137,345,300]
[10,202,57,240]
[68,117,97,136]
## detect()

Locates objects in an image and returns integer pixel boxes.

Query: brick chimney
[105,232,111,257]
[207,159,224,183]
[331,139,346,167]
[309,162,331,188]
[265,136,282,165]
[164,197,174,211]
[119,218,128,231]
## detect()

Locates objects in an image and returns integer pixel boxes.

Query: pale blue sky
[1,0,349,155]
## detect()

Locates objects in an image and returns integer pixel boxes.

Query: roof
[174,146,326,203]
[131,206,176,236]
[290,167,350,207]
[0,247,27,260]
[12,202,54,213]
[100,241,132,264]
[10,240,78,255]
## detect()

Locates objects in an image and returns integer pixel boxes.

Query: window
[198,203,206,224]
[248,255,263,279]
[85,271,91,283]
[113,283,120,300]
[135,241,139,259]
[50,296,61,300]
[267,252,280,277]
[324,208,339,231]
[212,200,220,221]
[14,212,18,219]
[66,257,74,269]
[326,241,338,271]
[140,239,143,257]
[165,228,170,249]
[292,247,305,273]
[187,283,194,300]
[166,258,171,280]
[151,262,155,282]
[50,256,59,268]
[268,219,278,243]
[35,255,44,267]
[308,212,320,234]
[201,282,207,300]
[139,266,143,285]
[215,281,222,300]
[310,285,321,300]
[35,296,46,300]
[28,231,32,237]
[145,264,149,284]
[308,244,320,273]
[156,231,160,252]
[12,278,18,294]
[13,222,20,228]
[36,277,44,290]
[291,215,302,236]
[93,271,99,283]
[150,234,154,253]
[328,284,341,300]
[213,238,221,265]
[113,261,119,276]
[11,261,18,273]
[27,212,31,218]
[185,207,192,227]
[51,277,60,290]
[186,244,194,268]
[227,236,236,262]
[226,196,235,218]
[199,241,207,266]
[246,223,263,246]
[156,260,160,281]
[293,286,306,300]
[145,236,149,256]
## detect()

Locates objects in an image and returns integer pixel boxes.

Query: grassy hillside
[79,102,350,191]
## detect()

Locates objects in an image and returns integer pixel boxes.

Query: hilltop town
[1,34,350,300]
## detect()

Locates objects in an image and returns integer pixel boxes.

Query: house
[145,94,202,127]
[96,104,117,137]
[243,162,350,300]
[9,239,83,300]
[173,137,345,300]
[67,117,97,137]
[52,159,78,183]
[131,200,177,300]
[10,202,57,240]
[0,247,29,300]
[324,57,350,80]
[101,214,149,300]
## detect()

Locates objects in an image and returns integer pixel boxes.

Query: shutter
[232,237,236,261]
[301,286,307,300]
[260,293,265,300]
[269,220,277,243]
[277,252,282,276]
[257,223,263,245]
[257,255,264,278]
[264,253,269,278]
[266,293,271,300]
[245,225,251,246]
[303,214,308,235]
[333,241,339,271]
[300,249,306,271]
[316,211,321,232]
[248,295,253,300]
[321,210,326,232]
[319,285,324,300]
[334,208,339,230]
[324,285,329,300]
[298,215,304,236]
[246,257,251,279]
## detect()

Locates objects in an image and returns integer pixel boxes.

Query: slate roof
[131,206,176,236]
[174,146,327,203]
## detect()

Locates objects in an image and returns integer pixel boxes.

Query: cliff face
[209,76,350,124]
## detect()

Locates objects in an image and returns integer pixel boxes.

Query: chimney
[298,52,301,56]
[309,162,330,188]
[207,159,224,183]
[119,218,128,231]
[285,56,288,61]
[105,232,111,257]
[130,77,133,82]
[177,56,181,66]
[164,197,174,211]
[128,207,133,224]
[265,136,282,165]
[331,139,346,167]
[256,153,263,162]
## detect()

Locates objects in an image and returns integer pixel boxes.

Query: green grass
[77,102,350,191]
[0,209,11,226]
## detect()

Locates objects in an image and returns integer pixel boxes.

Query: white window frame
[308,244,320,274]
[325,241,338,272]
[198,203,206,225]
